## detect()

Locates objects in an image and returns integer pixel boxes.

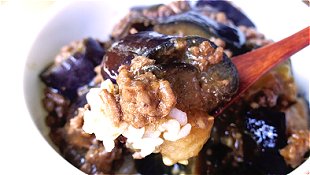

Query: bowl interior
[24,1,125,148]
[23,1,309,174]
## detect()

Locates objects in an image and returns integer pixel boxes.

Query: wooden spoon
[213,26,309,116]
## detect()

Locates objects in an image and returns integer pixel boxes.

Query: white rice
[169,108,187,126]
[82,79,192,163]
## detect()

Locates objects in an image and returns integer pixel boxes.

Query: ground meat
[63,110,94,148]
[61,109,124,174]
[129,56,155,73]
[85,144,123,173]
[111,1,190,40]
[238,26,273,49]
[99,89,122,125]
[284,98,309,134]
[43,88,70,128]
[117,56,176,128]
[111,11,153,40]
[220,124,244,162]
[54,40,85,64]
[280,130,310,168]
[245,62,297,109]
[251,88,279,108]
[43,88,70,118]
[92,65,103,85]
[146,1,190,18]
[188,41,224,72]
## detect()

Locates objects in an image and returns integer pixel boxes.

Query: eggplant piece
[154,11,245,48]
[242,108,290,174]
[144,63,204,111]
[144,61,238,112]
[110,10,155,40]
[102,32,176,81]
[111,3,167,40]
[196,0,255,28]
[102,32,239,112]
[135,153,189,175]
[66,92,87,120]
[84,38,106,65]
[40,53,95,100]
[135,154,171,175]
[145,62,239,112]
[40,38,105,100]
[250,150,291,174]
[130,3,163,13]
[111,1,192,40]
[243,108,287,150]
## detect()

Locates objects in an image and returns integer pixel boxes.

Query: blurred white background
[0,0,309,174]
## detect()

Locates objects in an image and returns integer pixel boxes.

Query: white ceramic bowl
[23,1,309,174]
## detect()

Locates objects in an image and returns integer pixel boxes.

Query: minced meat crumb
[188,41,224,71]
[280,130,310,168]
[99,89,122,125]
[117,56,176,128]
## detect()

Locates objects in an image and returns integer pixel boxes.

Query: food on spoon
[102,32,238,113]
[40,1,309,174]
[83,30,238,164]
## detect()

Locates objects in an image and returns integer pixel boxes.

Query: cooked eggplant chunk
[102,32,176,81]
[144,63,204,112]
[102,32,238,112]
[111,1,191,40]
[243,108,287,150]
[242,108,290,174]
[154,11,245,48]
[40,53,95,100]
[40,38,105,100]
[196,0,255,27]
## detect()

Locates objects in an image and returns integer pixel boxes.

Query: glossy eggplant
[135,153,189,174]
[84,38,106,65]
[111,2,191,40]
[196,0,255,28]
[40,38,105,100]
[242,108,290,174]
[101,31,239,112]
[243,108,287,150]
[101,32,175,80]
[154,11,245,48]
[144,63,204,111]
[66,92,87,120]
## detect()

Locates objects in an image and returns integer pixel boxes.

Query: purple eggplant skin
[243,108,287,150]
[155,11,245,49]
[242,107,290,174]
[40,53,95,100]
[101,32,176,81]
[196,0,255,28]
[102,32,239,113]
[84,38,105,65]
[144,63,204,112]
[40,38,105,100]
[66,92,87,121]
[130,3,163,12]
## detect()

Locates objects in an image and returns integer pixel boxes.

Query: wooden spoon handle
[233,26,309,95]
[213,27,309,116]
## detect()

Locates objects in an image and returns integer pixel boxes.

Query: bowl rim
[22,1,90,174]
[22,1,310,174]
